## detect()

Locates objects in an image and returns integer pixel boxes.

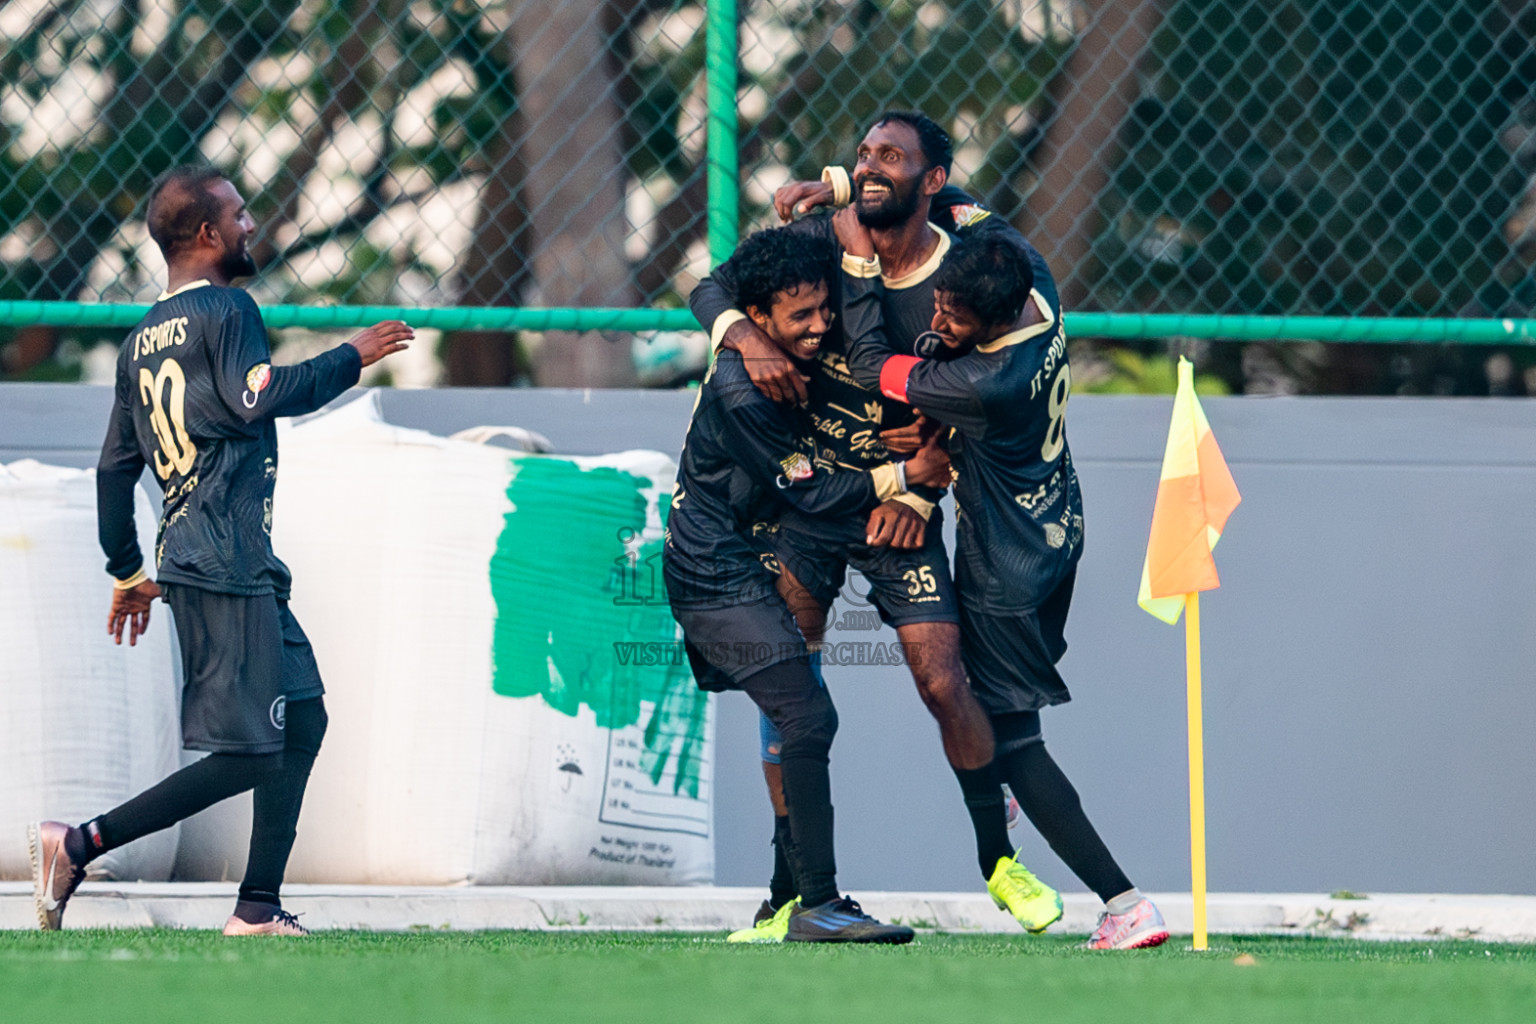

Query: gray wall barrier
[4,382,1533,896]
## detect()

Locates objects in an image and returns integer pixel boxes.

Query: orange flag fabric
[1137,357,1241,624]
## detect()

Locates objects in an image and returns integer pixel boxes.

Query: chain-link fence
[3,1,1535,390]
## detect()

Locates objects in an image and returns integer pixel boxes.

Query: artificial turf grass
[3,931,1534,1024]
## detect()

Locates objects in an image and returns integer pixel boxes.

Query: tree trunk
[1022,0,1162,311]
[502,0,637,387]
[446,98,533,387]
[250,0,388,269]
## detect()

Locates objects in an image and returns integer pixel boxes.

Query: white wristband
[895,462,907,494]
[821,166,852,207]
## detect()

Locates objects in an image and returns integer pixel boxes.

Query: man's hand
[831,207,875,260]
[108,579,162,647]
[347,320,414,367]
[903,434,952,490]
[722,319,809,405]
[774,180,835,223]
[865,499,926,549]
[879,412,937,455]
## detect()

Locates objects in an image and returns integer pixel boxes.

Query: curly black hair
[146,165,231,259]
[730,227,835,315]
[933,235,1036,327]
[873,110,953,175]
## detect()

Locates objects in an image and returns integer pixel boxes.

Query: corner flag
[1137,355,1239,952]
[1137,357,1241,624]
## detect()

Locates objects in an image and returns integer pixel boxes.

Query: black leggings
[993,732,1133,903]
[90,698,327,901]
[740,656,839,907]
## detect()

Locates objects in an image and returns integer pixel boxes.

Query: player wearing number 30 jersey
[28,165,410,940]
[100,280,359,596]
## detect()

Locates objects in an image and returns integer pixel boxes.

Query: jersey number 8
[138,358,198,480]
[1041,364,1071,462]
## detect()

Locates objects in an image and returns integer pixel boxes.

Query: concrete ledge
[3,883,1534,941]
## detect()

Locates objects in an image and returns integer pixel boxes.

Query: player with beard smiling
[28,165,410,936]
[691,113,1066,939]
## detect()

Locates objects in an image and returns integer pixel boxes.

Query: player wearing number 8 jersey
[845,231,1171,950]
[27,165,410,937]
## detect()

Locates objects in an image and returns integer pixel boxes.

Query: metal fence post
[706,0,739,271]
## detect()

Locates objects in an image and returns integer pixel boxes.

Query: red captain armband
[880,355,922,403]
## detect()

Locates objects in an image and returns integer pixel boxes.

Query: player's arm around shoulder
[691,216,838,405]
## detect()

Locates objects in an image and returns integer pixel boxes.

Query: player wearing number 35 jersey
[28,165,410,939]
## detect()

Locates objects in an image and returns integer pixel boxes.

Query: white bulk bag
[172,394,712,885]
[0,460,180,882]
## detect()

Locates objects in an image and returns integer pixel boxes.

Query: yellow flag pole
[1185,591,1208,950]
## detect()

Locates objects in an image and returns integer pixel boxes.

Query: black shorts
[960,569,1075,716]
[663,550,807,692]
[164,584,325,754]
[763,508,960,628]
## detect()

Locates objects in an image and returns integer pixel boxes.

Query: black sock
[241,698,327,902]
[999,742,1132,902]
[953,762,1012,880]
[778,753,837,907]
[64,824,93,867]
[87,751,281,853]
[233,895,282,924]
[768,815,796,908]
[740,657,840,909]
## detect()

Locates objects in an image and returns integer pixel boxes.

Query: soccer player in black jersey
[691,113,1063,936]
[27,165,411,935]
[844,229,1172,950]
[665,226,951,943]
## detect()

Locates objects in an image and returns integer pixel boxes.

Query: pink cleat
[223,909,310,936]
[1085,897,1171,950]
[27,821,86,931]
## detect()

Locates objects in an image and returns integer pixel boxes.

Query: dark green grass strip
[3,931,1533,1024]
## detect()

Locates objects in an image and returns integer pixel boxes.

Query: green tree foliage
[2,0,1533,391]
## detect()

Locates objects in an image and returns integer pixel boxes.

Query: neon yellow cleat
[726,898,799,943]
[986,853,1063,934]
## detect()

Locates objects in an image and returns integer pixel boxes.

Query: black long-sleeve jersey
[97,281,362,597]
[687,186,1011,498]
[663,348,901,601]
[844,237,1085,614]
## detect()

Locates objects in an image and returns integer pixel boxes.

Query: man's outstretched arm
[210,293,410,422]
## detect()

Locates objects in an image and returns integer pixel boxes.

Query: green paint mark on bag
[490,457,705,797]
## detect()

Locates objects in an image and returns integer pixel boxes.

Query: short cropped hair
[145,166,230,259]
[934,235,1036,327]
[873,110,953,175]
[731,228,834,315]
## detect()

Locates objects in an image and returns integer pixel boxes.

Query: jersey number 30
[139,359,197,480]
